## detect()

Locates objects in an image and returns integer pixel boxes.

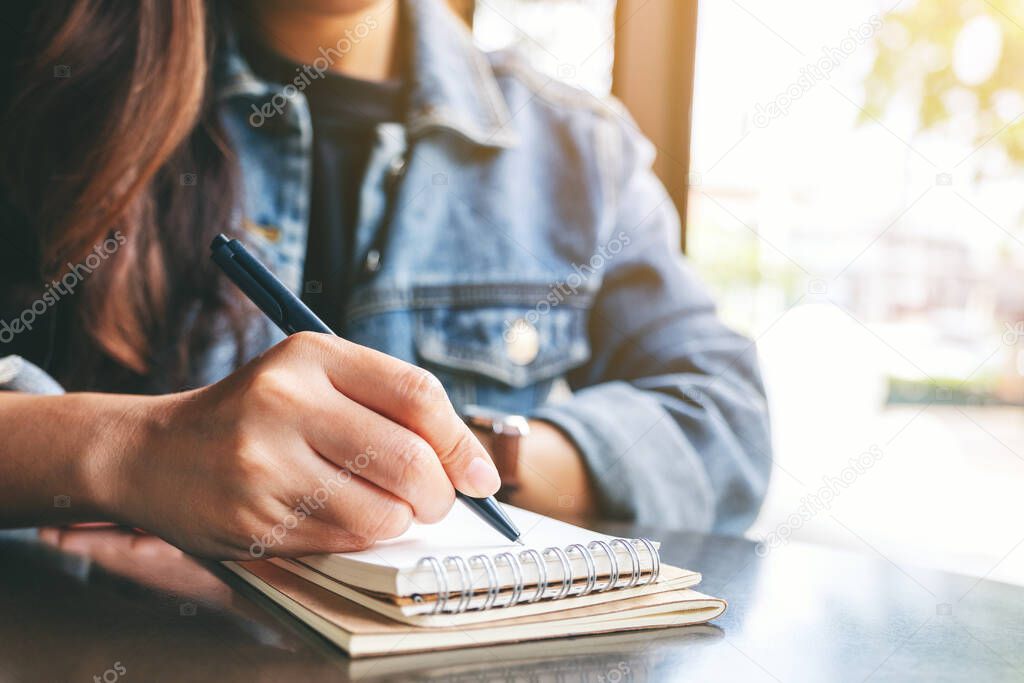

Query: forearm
[535,375,770,532]
[0,392,155,526]
[506,420,596,521]
[469,420,596,521]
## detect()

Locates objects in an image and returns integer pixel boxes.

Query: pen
[210,233,522,544]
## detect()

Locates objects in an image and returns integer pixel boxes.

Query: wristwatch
[462,405,530,499]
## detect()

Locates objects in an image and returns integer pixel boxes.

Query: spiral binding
[414,537,660,614]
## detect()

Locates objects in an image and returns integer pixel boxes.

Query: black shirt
[243,42,404,332]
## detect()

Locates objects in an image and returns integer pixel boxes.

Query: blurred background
[459,0,1024,586]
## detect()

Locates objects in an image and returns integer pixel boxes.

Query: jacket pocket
[415,305,590,389]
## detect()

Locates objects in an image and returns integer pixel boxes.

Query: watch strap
[463,407,528,501]
[488,428,522,499]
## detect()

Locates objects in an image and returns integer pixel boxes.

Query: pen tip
[514,539,525,546]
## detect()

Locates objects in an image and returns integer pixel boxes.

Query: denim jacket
[2,0,771,533]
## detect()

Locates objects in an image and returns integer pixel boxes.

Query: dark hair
[0,0,249,392]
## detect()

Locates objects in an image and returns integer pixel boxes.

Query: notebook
[224,504,726,657]
[337,626,724,680]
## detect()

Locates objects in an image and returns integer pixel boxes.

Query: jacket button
[386,156,407,193]
[505,318,540,366]
[387,156,406,180]
[364,248,382,272]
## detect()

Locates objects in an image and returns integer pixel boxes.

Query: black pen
[210,234,521,544]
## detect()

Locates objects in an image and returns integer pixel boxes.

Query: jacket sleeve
[532,105,771,534]
[0,356,65,394]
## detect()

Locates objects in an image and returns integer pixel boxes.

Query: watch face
[462,405,530,436]
[498,415,531,437]
[462,405,505,428]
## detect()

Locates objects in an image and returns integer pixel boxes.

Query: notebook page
[305,504,616,569]
[297,504,660,596]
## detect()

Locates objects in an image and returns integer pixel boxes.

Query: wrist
[464,408,530,499]
[75,392,174,522]
[507,419,596,519]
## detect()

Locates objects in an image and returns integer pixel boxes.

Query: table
[1,524,1022,682]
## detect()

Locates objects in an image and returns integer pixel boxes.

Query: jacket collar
[214,0,517,149]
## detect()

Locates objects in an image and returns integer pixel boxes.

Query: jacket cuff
[532,381,714,530]
[0,356,65,395]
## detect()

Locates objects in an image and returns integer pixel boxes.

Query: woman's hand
[97,332,500,559]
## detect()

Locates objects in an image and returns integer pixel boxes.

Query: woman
[0,0,770,558]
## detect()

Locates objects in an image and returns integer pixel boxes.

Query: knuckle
[215,429,266,478]
[437,429,476,468]
[394,366,446,411]
[219,449,270,496]
[249,368,295,405]
[234,446,271,481]
[384,433,435,487]
[277,332,348,370]
[379,432,454,522]
[285,330,327,353]
[272,333,302,358]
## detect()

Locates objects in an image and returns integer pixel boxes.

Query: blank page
[297,504,659,597]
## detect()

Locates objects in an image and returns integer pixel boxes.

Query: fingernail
[465,457,501,496]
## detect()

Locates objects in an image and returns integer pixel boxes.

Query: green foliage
[862,0,1024,169]
[687,214,804,298]
[887,374,1003,405]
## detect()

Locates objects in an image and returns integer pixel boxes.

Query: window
[689,0,1024,582]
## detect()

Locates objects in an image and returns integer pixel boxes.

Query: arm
[0,390,156,526]
[471,419,597,521]
[528,108,772,534]
[0,334,502,557]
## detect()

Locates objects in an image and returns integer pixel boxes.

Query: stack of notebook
[225,505,726,658]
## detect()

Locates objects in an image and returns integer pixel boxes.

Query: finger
[42,526,133,554]
[298,392,455,523]
[252,452,414,558]
[272,515,390,557]
[294,335,501,497]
